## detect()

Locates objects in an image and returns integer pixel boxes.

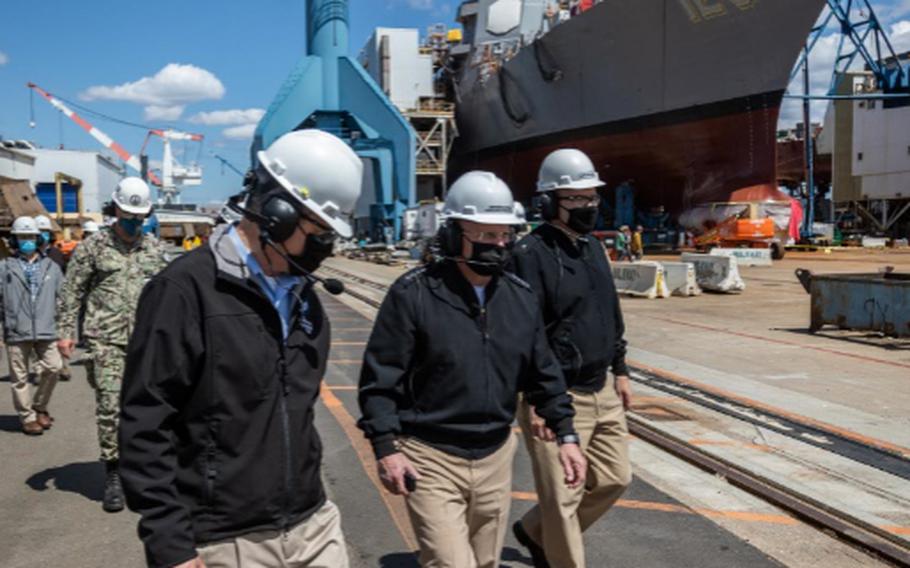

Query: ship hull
[451,0,828,211]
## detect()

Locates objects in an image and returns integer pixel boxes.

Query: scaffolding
[405,98,457,201]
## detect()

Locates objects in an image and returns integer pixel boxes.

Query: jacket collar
[208,223,311,306]
[427,260,499,315]
[537,222,591,255]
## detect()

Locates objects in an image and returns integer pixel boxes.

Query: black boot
[102,460,125,513]
[513,521,550,568]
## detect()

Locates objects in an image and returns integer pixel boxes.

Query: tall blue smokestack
[306,0,348,108]
[252,0,416,241]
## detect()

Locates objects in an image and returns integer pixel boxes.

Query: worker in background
[34,215,67,272]
[55,227,80,261]
[56,177,169,513]
[35,215,71,381]
[511,149,633,568]
[1,216,64,436]
[358,171,586,568]
[119,130,362,568]
[631,225,644,261]
[617,225,633,262]
[81,220,100,239]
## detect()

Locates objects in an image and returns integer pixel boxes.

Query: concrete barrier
[708,247,773,267]
[611,261,669,299]
[659,262,702,296]
[680,253,746,293]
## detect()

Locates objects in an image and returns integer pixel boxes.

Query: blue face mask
[40,231,51,245]
[118,217,144,237]
[18,239,37,255]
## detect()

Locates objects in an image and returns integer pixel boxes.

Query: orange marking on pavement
[628,359,910,459]
[883,525,910,536]
[319,385,417,550]
[633,396,682,405]
[511,492,798,526]
[643,315,910,371]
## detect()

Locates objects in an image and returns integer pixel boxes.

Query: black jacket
[358,261,575,460]
[511,223,628,392]
[119,227,330,568]
[44,246,67,272]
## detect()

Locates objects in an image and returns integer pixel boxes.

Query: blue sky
[0,0,455,203]
[0,0,908,204]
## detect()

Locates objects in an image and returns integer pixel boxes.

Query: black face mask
[564,205,599,234]
[285,232,336,276]
[466,241,512,277]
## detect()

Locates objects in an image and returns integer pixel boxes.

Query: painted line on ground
[320,384,417,551]
[511,492,798,526]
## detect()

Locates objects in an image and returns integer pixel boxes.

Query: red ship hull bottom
[452,100,785,215]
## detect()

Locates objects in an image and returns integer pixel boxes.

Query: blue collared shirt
[227,226,303,339]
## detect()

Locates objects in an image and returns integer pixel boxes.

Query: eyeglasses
[462,229,516,243]
[298,216,336,241]
[558,194,601,207]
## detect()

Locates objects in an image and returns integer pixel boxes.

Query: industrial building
[0,140,122,217]
[817,53,910,237]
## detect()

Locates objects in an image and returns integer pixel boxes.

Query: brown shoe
[36,412,53,430]
[23,421,44,436]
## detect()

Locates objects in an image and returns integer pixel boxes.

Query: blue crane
[211,153,245,177]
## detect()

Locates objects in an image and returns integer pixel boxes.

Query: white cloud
[189,108,265,126]
[144,105,185,121]
[0,51,8,66]
[889,20,910,53]
[387,0,434,9]
[222,124,257,140]
[80,63,225,120]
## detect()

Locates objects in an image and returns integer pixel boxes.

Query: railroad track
[320,263,910,567]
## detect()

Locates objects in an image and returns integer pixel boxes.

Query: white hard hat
[82,221,100,233]
[112,177,153,215]
[34,215,53,231]
[443,171,524,225]
[11,216,40,235]
[537,149,606,193]
[257,129,364,238]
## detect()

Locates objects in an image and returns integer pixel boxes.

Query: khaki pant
[198,501,349,568]
[401,434,519,568]
[7,340,62,424]
[518,378,632,568]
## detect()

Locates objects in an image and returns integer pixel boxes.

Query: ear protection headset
[232,169,304,243]
[436,219,464,257]
[537,191,559,221]
[226,170,346,296]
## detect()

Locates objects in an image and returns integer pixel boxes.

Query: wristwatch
[557,433,581,446]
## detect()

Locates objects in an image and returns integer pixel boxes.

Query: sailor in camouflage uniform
[57,177,168,512]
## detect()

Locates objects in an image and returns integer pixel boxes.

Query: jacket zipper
[278,344,291,537]
[479,304,491,433]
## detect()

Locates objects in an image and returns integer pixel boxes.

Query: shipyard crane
[784,0,909,238]
[27,82,205,204]
[210,152,245,177]
[27,82,163,187]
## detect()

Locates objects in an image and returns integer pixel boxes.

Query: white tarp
[680,253,746,293]
[611,262,669,299]
[659,262,702,297]
[708,247,773,267]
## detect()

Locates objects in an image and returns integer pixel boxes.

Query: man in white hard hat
[81,220,100,236]
[358,171,586,568]
[1,216,65,435]
[34,214,67,272]
[511,149,632,568]
[57,176,169,513]
[118,129,362,568]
